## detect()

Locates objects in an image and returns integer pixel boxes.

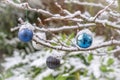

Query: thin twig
[10,26,20,32]
[35,23,95,33]
[93,0,115,21]
[55,2,71,15]
[37,18,69,47]
[66,1,111,11]
[35,34,58,45]
[5,0,53,17]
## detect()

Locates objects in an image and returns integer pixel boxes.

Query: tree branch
[65,1,111,10]
[5,0,53,17]
[6,0,120,31]
[11,22,95,32]
[93,0,115,21]
[7,0,120,53]
[33,35,120,52]
[35,23,95,33]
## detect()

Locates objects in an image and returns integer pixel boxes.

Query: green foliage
[66,75,76,80]
[43,75,54,80]
[100,65,114,72]
[107,46,115,51]
[0,32,13,54]
[100,65,108,72]
[43,74,68,80]
[55,75,67,80]
[0,5,17,54]
[66,33,75,46]
[68,33,75,40]
[59,33,75,46]
[60,33,67,41]
[32,67,42,78]
[83,69,88,77]
[107,58,114,66]
[13,0,20,3]
[87,53,93,63]
[0,70,13,80]
[51,43,58,46]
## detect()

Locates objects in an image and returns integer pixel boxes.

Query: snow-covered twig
[76,11,120,30]
[33,36,120,52]
[45,16,83,23]
[35,23,95,33]
[65,1,111,10]
[110,48,120,53]
[11,22,95,32]
[5,0,53,17]
[69,0,120,20]
[93,0,115,21]
[66,0,120,20]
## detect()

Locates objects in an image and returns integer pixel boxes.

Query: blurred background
[0,0,120,80]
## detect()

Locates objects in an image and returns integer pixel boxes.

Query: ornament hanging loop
[25,10,29,21]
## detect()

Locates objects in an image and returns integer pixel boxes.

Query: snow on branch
[5,0,120,52]
[93,0,115,21]
[74,11,120,30]
[65,1,110,10]
[11,22,95,32]
[35,23,96,33]
[65,0,119,16]
[33,35,120,52]
[4,0,53,17]
[5,0,120,31]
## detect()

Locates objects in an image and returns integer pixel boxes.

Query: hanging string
[25,10,29,21]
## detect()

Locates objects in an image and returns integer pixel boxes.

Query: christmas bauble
[76,29,93,48]
[46,56,60,69]
[18,28,33,42]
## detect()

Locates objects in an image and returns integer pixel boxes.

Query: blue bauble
[76,33,92,48]
[18,28,33,42]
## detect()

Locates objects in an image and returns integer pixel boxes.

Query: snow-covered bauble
[18,28,33,42]
[18,22,34,42]
[76,29,93,48]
